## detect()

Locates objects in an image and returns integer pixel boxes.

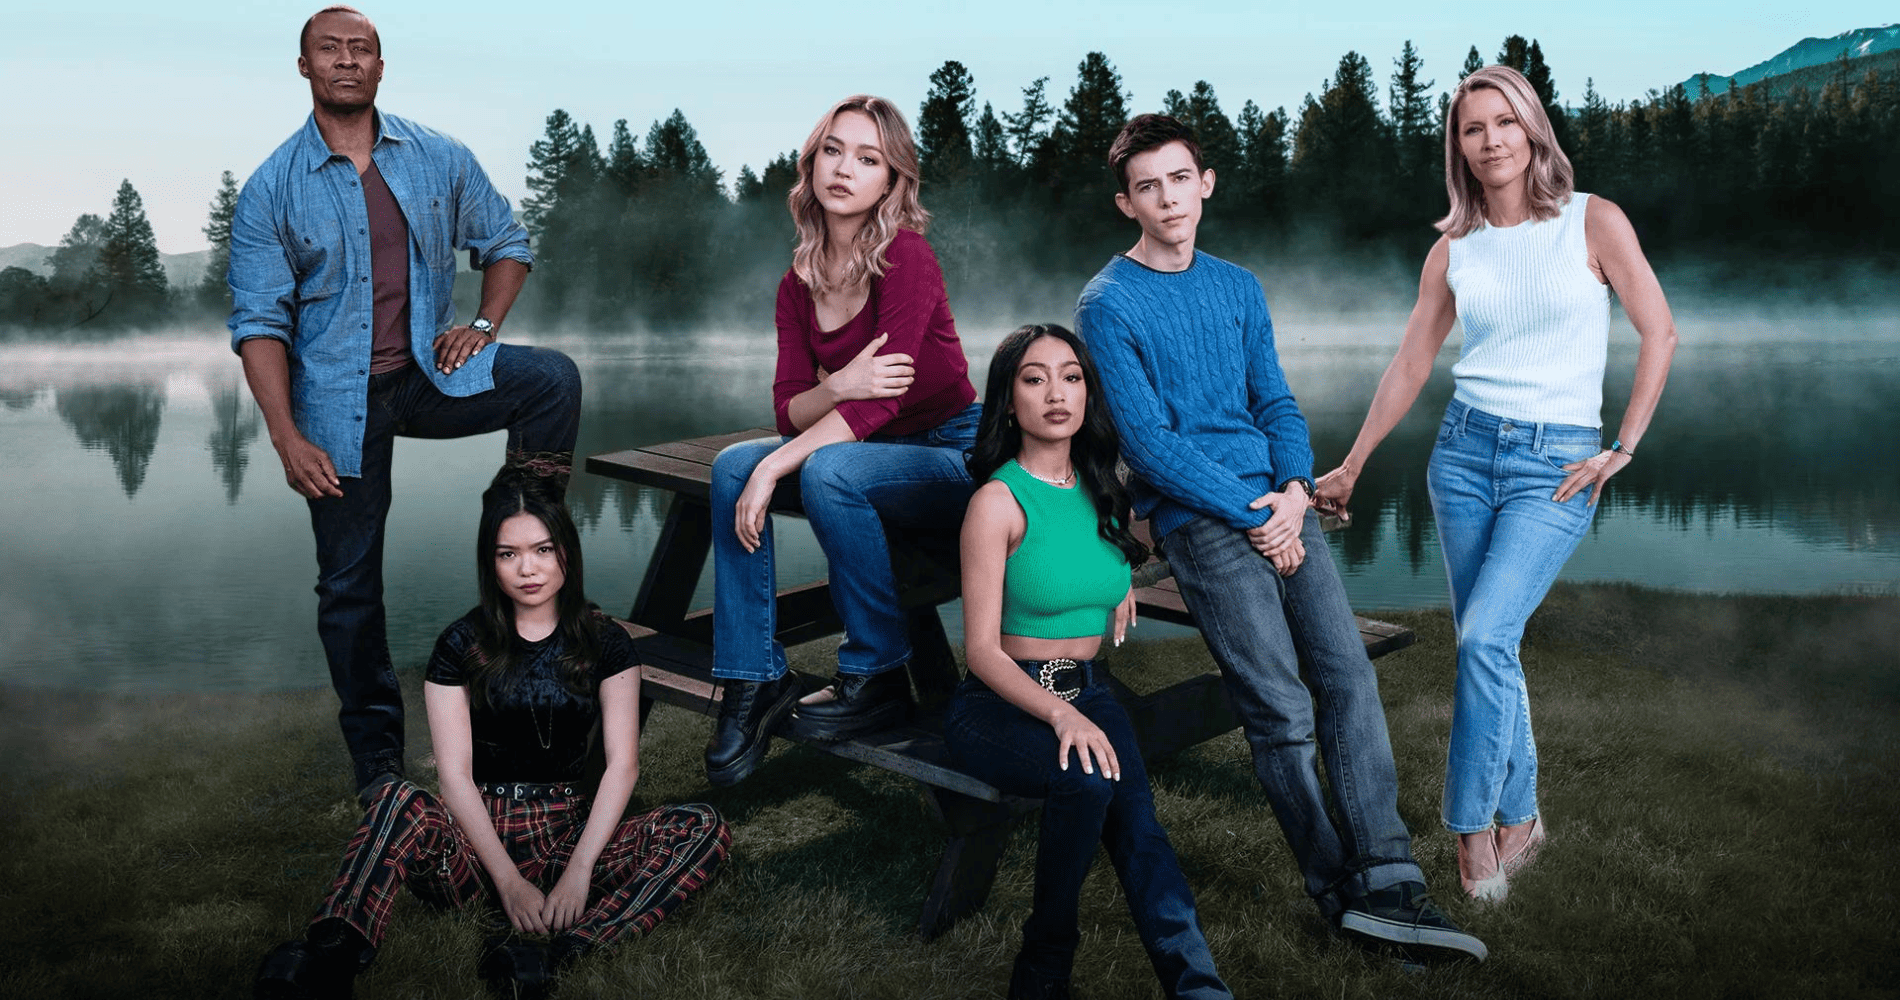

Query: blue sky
[5,1,1890,254]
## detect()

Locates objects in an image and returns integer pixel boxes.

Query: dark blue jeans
[1162,511,1424,919]
[306,345,581,772]
[944,669,1231,999]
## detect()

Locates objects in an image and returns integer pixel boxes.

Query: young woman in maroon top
[703,95,981,786]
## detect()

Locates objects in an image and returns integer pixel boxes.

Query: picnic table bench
[586,428,1414,939]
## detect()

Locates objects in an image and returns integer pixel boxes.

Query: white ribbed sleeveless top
[1447,191,1610,428]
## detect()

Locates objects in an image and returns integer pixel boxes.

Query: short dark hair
[300,5,380,57]
[1107,114,1204,193]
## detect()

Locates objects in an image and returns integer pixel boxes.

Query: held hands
[1312,464,1357,525]
[1051,705,1120,781]
[825,333,914,402]
[1556,449,1632,506]
[1246,482,1309,576]
[1112,588,1137,647]
[432,323,494,375]
[274,431,343,499]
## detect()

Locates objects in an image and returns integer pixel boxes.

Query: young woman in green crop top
[946,324,1231,1000]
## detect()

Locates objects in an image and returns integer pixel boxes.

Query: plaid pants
[313,779,729,951]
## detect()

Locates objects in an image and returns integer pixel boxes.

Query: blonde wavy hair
[1437,65,1575,239]
[788,95,931,296]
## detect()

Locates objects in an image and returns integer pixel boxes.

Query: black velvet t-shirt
[426,609,639,784]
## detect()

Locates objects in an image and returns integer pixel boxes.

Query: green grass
[4,583,1896,999]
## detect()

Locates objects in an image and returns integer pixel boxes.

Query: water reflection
[206,384,261,505]
[55,383,165,498]
[0,327,1894,693]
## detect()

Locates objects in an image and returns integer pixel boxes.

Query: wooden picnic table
[585,427,1414,939]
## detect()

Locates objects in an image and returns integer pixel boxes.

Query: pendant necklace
[1025,465,1075,488]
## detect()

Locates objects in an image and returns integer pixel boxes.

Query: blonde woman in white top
[1314,65,1677,902]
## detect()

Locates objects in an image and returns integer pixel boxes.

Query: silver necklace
[529,698,554,750]
[1024,465,1075,488]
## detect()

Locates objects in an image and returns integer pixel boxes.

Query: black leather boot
[254,918,372,1000]
[788,669,912,741]
[478,936,555,1000]
[704,673,801,786]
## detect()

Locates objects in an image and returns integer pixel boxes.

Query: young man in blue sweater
[1075,114,1485,962]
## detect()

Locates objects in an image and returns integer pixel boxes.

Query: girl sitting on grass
[255,470,729,999]
[946,324,1232,1000]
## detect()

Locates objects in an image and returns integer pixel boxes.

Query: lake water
[2,314,1895,692]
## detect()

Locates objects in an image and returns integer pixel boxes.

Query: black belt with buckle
[481,782,580,800]
[1013,658,1094,702]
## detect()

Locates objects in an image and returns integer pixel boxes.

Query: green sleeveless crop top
[993,460,1133,639]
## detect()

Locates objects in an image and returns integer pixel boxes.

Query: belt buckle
[1037,658,1083,702]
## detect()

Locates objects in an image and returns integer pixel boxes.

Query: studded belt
[480,781,580,800]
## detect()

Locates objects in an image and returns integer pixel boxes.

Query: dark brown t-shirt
[361,160,413,375]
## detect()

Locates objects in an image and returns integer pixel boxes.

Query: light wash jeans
[709,404,980,682]
[1162,509,1425,919]
[1427,398,1599,834]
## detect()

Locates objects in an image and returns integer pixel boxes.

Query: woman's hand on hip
[542,869,591,932]
[826,332,915,401]
[1051,706,1120,781]
[1556,449,1631,506]
[496,872,551,935]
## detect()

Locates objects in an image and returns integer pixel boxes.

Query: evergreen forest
[2,36,1894,335]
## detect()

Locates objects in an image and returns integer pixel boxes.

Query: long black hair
[464,468,602,710]
[968,324,1148,568]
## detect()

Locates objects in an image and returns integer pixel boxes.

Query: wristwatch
[470,317,495,339]
[1280,476,1316,497]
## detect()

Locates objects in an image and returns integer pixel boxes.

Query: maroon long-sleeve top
[772,229,976,439]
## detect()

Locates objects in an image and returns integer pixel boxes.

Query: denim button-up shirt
[227,110,533,477]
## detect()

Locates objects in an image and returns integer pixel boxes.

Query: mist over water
[1,282,1895,694]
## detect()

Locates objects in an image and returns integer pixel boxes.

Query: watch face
[471,318,493,332]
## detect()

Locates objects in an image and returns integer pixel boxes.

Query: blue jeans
[944,668,1231,999]
[709,404,980,681]
[1162,510,1423,918]
[307,345,581,769]
[1427,399,1598,833]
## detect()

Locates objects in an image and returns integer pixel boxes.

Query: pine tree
[645,109,722,197]
[1290,52,1394,237]
[523,109,582,236]
[733,165,765,203]
[1161,81,1239,179]
[972,101,1011,176]
[605,119,644,199]
[1460,46,1485,81]
[917,60,977,187]
[761,150,800,198]
[1497,36,1529,74]
[1388,41,1437,174]
[1234,99,1290,219]
[1003,76,1054,166]
[1052,52,1131,198]
[1523,40,1567,149]
[97,179,169,316]
[48,214,106,291]
[200,170,240,304]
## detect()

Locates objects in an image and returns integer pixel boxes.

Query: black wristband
[1279,476,1316,496]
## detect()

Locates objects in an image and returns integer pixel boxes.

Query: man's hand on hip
[433,324,493,375]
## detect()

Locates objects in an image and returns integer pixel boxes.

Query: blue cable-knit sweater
[1075,251,1315,540]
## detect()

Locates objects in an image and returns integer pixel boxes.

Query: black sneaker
[1339,881,1487,961]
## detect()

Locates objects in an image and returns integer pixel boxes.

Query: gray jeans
[1163,509,1424,918]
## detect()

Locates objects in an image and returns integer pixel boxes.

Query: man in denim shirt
[229,5,580,803]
